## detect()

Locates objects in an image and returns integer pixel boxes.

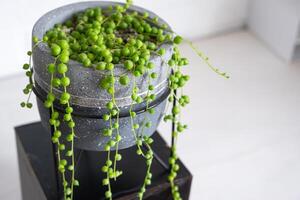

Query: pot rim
[32,1,173,76]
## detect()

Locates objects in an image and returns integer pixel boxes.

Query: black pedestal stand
[15,122,192,200]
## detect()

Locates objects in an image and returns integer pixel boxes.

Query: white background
[2,1,300,200]
[0,0,248,78]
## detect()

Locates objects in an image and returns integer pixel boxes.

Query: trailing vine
[43,43,80,199]
[20,37,41,109]
[20,0,229,200]
[165,43,190,200]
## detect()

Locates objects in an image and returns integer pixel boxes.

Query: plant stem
[186,40,229,79]
[50,71,68,200]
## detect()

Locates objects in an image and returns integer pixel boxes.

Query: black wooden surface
[15,122,192,200]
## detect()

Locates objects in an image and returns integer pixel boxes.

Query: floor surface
[1,30,300,200]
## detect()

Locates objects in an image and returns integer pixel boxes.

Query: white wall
[247,0,300,61]
[0,0,249,78]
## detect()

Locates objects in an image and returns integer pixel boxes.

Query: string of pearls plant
[21,0,228,200]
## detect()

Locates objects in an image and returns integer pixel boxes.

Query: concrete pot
[32,1,173,151]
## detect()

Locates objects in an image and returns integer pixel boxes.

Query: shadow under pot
[31,1,173,151]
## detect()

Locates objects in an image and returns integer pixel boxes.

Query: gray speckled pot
[32,1,172,151]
